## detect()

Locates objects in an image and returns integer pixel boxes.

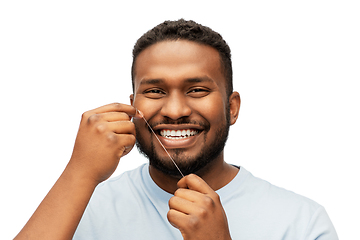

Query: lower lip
[157,132,201,149]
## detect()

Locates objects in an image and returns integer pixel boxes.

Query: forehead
[133,40,225,90]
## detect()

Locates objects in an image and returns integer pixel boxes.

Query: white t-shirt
[73,164,338,239]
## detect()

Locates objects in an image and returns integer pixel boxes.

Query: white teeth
[182,130,186,136]
[160,129,199,139]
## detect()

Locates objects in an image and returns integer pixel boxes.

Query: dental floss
[137,109,185,178]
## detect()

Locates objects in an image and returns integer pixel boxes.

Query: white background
[1,0,359,239]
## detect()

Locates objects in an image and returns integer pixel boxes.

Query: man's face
[131,40,231,177]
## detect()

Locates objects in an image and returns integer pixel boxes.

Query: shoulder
[242,168,321,213]
[224,167,338,239]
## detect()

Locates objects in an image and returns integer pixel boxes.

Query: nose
[160,91,192,120]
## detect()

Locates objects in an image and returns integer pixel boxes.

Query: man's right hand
[67,103,139,184]
[15,103,139,240]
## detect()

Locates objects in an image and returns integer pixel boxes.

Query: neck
[149,153,239,194]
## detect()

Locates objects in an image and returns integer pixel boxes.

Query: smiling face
[131,40,238,177]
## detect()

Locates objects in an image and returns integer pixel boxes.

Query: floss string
[137,109,185,178]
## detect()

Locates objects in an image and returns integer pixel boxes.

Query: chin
[138,141,224,177]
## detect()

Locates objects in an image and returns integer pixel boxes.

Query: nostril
[160,105,192,120]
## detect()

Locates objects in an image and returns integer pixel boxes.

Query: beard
[135,109,231,177]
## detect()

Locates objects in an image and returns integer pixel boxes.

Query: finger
[115,133,136,158]
[108,121,136,135]
[96,112,132,122]
[169,195,198,215]
[136,109,146,119]
[133,108,143,119]
[177,174,214,195]
[91,121,135,137]
[167,208,188,230]
[93,129,136,159]
[173,188,219,215]
[173,188,207,203]
[87,103,137,117]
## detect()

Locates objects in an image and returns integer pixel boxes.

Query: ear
[228,91,241,125]
[130,94,134,106]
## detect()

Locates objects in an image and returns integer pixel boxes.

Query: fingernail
[138,109,144,117]
[133,108,143,119]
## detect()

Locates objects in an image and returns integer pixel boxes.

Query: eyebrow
[184,76,214,84]
[139,76,215,86]
[139,78,164,86]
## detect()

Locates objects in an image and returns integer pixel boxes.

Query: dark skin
[131,40,241,239]
[15,40,240,240]
[131,40,240,193]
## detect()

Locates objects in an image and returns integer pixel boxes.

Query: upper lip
[152,124,204,131]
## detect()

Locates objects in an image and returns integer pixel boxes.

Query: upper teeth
[160,129,198,139]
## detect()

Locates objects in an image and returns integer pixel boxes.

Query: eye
[143,88,166,99]
[187,88,210,98]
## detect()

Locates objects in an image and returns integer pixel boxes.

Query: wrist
[63,160,100,189]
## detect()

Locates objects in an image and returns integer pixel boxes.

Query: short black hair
[131,19,233,97]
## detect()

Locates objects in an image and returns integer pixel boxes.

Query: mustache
[149,117,210,130]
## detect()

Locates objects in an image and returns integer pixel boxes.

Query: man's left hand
[167,174,232,240]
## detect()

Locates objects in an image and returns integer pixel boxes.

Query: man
[15,19,338,239]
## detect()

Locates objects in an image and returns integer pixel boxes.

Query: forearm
[15,103,137,239]
[14,165,98,240]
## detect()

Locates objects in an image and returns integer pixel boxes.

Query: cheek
[191,94,227,124]
[133,97,163,119]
